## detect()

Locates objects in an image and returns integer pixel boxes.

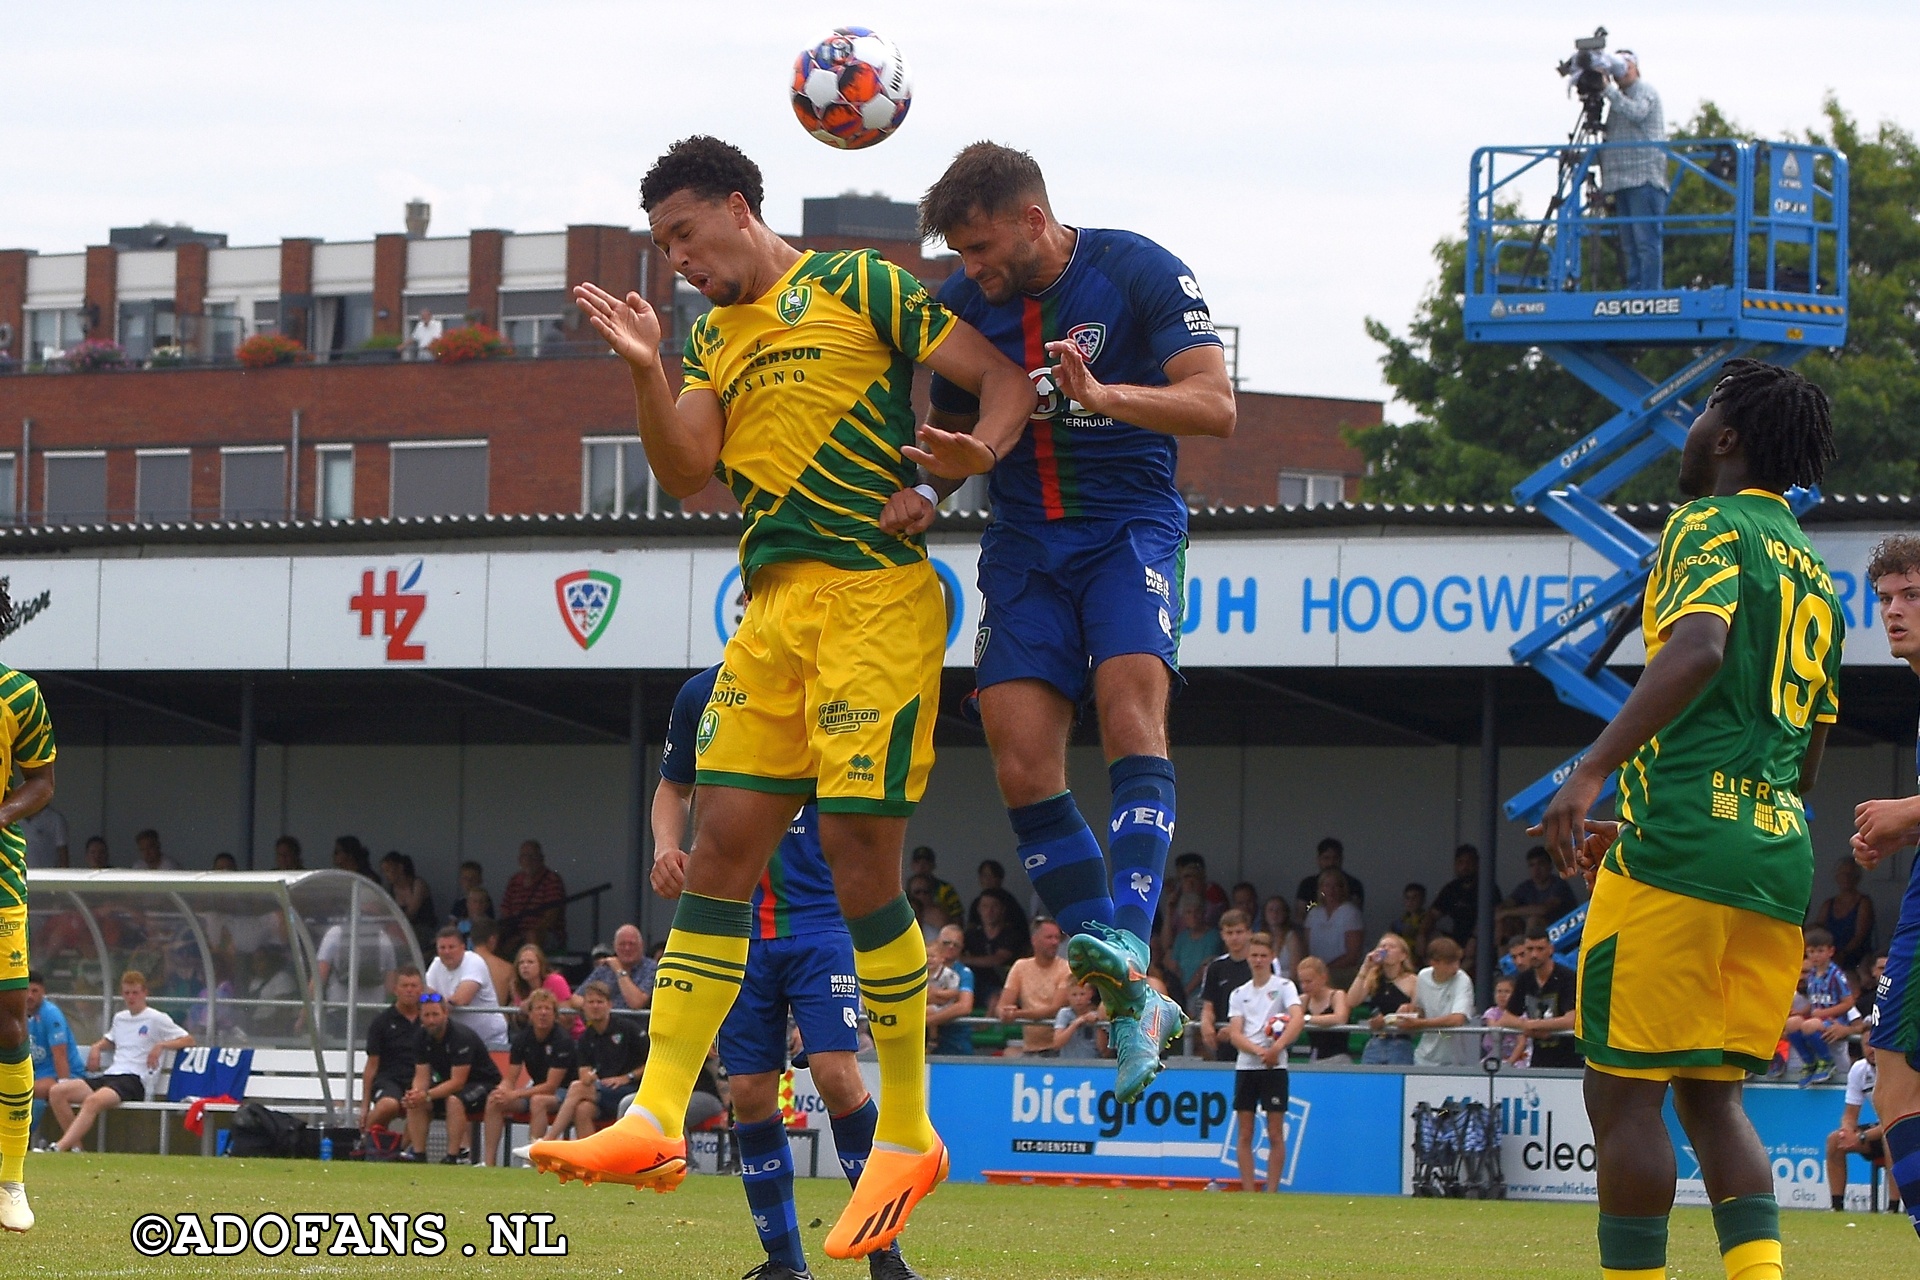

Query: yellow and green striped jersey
[0,665,55,906]
[680,249,956,583]
[1605,492,1842,924]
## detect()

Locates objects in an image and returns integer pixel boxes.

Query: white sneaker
[0,1182,33,1233]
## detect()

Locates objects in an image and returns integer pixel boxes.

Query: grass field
[3,1154,1912,1278]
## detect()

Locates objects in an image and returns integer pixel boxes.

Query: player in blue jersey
[655,667,922,1280]
[1851,534,1920,1240]
[884,143,1235,1102]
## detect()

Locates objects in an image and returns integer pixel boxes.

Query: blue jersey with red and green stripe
[929,227,1220,526]
[663,667,845,941]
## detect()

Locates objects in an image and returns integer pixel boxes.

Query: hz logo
[555,570,621,650]
[351,562,427,661]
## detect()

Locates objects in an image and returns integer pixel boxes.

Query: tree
[1353,99,1920,502]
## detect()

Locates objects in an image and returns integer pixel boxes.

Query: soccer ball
[791,27,911,150]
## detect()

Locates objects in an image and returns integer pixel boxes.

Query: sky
[5,3,1916,411]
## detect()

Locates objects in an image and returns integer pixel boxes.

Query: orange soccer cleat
[823,1136,948,1260]
[527,1108,687,1192]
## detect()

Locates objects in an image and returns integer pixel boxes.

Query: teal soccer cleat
[1067,922,1153,1018]
[1110,987,1187,1104]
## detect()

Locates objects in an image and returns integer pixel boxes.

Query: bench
[100,1048,363,1156]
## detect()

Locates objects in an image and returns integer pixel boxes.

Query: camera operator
[1600,50,1668,291]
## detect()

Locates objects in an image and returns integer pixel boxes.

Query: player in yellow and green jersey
[0,581,58,1232]
[1536,361,1841,1280]
[529,137,1035,1263]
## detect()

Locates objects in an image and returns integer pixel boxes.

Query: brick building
[0,199,1370,524]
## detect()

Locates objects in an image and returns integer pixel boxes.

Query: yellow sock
[1601,1270,1665,1280]
[0,1043,32,1183]
[630,894,749,1141]
[1721,1239,1782,1280]
[848,897,935,1153]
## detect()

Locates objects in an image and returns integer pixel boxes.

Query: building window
[25,308,85,361]
[310,294,374,359]
[315,445,354,521]
[136,449,193,523]
[252,299,279,335]
[390,440,488,518]
[1278,471,1346,508]
[0,453,15,523]
[118,299,177,361]
[501,289,568,356]
[42,451,107,525]
[221,446,286,521]
[582,436,676,516]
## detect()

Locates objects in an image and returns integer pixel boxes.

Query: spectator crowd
[21,824,1891,1186]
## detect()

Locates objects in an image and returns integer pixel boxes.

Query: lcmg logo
[351,560,427,661]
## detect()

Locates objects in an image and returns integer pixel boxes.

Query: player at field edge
[0,581,57,1232]
[884,143,1235,1104]
[1535,361,1842,1280]
[652,666,923,1280]
[528,136,1035,1262]
[1849,532,1920,1241]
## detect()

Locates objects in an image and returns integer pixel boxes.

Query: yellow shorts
[695,558,944,816]
[1576,868,1801,1080]
[0,906,25,992]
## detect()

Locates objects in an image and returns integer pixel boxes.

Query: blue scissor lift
[1462,137,1849,825]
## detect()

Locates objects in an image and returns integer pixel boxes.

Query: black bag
[228,1102,306,1158]
[359,1127,406,1162]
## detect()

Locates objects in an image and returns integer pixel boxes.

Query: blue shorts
[1868,851,1920,1070]
[718,931,862,1078]
[974,516,1186,704]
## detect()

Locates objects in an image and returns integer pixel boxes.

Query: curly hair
[1866,534,1920,586]
[639,136,764,218]
[918,141,1049,238]
[1706,359,1836,491]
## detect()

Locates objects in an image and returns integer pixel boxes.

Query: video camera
[1556,27,1628,132]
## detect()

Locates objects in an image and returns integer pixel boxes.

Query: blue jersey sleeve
[1116,238,1222,368]
[928,272,983,416]
[661,666,719,787]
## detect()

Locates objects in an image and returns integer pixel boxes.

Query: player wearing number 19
[0,582,57,1232]
[529,137,1035,1262]
[1536,360,1841,1280]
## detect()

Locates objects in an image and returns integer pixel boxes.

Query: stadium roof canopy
[0,493,1915,552]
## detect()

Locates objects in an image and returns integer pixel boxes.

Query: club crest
[1065,322,1106,363]
[555,569,622,650]
[777,285,812,326]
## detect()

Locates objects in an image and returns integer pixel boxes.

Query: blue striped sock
[1011,792,1113,938]
[736,1116,806,1272]
[829,1095,877,1187]
[1886,1113,1920,1236]
[1107,755,1175,944]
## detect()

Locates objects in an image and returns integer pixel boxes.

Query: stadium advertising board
[1403,1074,1854,1206]
[928,1061,1402,1194]
[0,525,1906,671]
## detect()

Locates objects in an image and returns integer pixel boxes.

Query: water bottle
[319,1135,333,1162]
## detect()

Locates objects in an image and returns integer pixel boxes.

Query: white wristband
[912,483,939,506]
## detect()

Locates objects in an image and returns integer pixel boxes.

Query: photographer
[1600,49,1668,290]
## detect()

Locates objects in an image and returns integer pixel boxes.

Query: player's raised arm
[1044,339,1235,439]
[573,282,725,497]
[908,321,1035,478]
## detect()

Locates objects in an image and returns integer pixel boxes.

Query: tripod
[1512,100,1613,293]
